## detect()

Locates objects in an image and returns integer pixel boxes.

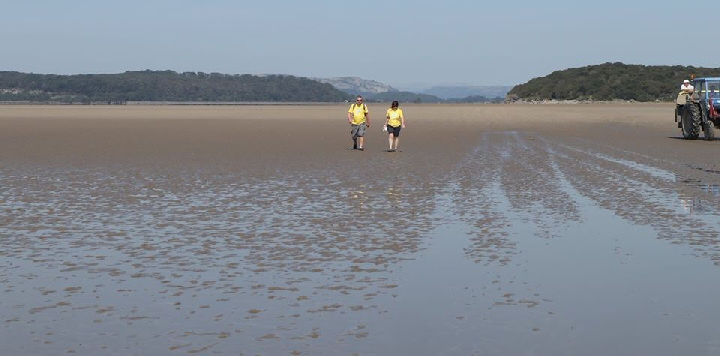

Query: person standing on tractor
[347,95,371,150]
[680,79,694,94]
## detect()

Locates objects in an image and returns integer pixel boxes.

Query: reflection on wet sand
[0,164,441,354]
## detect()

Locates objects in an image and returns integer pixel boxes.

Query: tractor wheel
[705,121,715,141]
[682,102,701,139]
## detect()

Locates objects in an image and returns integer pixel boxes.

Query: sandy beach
[2,103,720,355]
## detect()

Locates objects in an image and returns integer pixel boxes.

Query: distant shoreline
[0,100,674,106]
[0,101,494,106]
[0,101,344,106]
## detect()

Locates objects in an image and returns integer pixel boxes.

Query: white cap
[684,79,690,83]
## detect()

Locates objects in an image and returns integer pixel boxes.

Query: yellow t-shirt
[348,103,368,125]
[386,108,404,127]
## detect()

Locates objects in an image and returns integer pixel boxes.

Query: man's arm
[348,111,353,123]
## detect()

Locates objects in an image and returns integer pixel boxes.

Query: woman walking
[385,101,406,152]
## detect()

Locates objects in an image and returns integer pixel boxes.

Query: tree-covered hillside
[0,70,352,103]
[508,62,720,102]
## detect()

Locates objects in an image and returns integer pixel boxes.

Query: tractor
[675,77,720,141]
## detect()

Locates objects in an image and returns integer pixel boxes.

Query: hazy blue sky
[3,1,718,89]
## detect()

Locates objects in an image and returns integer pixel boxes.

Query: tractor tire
[705,121,715,141]
[682,102,701,139]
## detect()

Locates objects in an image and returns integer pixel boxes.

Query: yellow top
[348,103,369,125]
[386,108,404,127]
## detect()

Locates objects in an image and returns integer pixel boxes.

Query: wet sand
[2,104,720,355]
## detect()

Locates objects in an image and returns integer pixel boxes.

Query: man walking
[348,95,371,150]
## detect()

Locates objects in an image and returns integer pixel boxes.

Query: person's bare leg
[358,136,365,149]
[352,136,357,149]
[388,133,393,150]
[393,137,400,150]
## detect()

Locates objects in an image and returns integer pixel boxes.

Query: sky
[3,0,719,90]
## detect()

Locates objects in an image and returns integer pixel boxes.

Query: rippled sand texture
[3,104,720,355]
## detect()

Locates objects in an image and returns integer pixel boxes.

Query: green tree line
[0,70,352,103]
[507,62,720,101]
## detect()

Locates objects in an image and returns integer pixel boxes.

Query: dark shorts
[351,123,366,138]
[387,125,401,137]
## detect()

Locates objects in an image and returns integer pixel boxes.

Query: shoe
[358,147,364,151]
[387,149,395,152]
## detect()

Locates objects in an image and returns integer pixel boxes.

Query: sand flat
[2,104,720,356]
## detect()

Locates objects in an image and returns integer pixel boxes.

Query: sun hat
[684,79,690,83]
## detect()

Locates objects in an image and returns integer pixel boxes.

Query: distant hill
[313,77,398,96]
[420,85,512,100]
[508,62,720,102]
[0,70,352,103]
[315,77,505,103]
[365,91,443,103]
[446,95,503,103]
